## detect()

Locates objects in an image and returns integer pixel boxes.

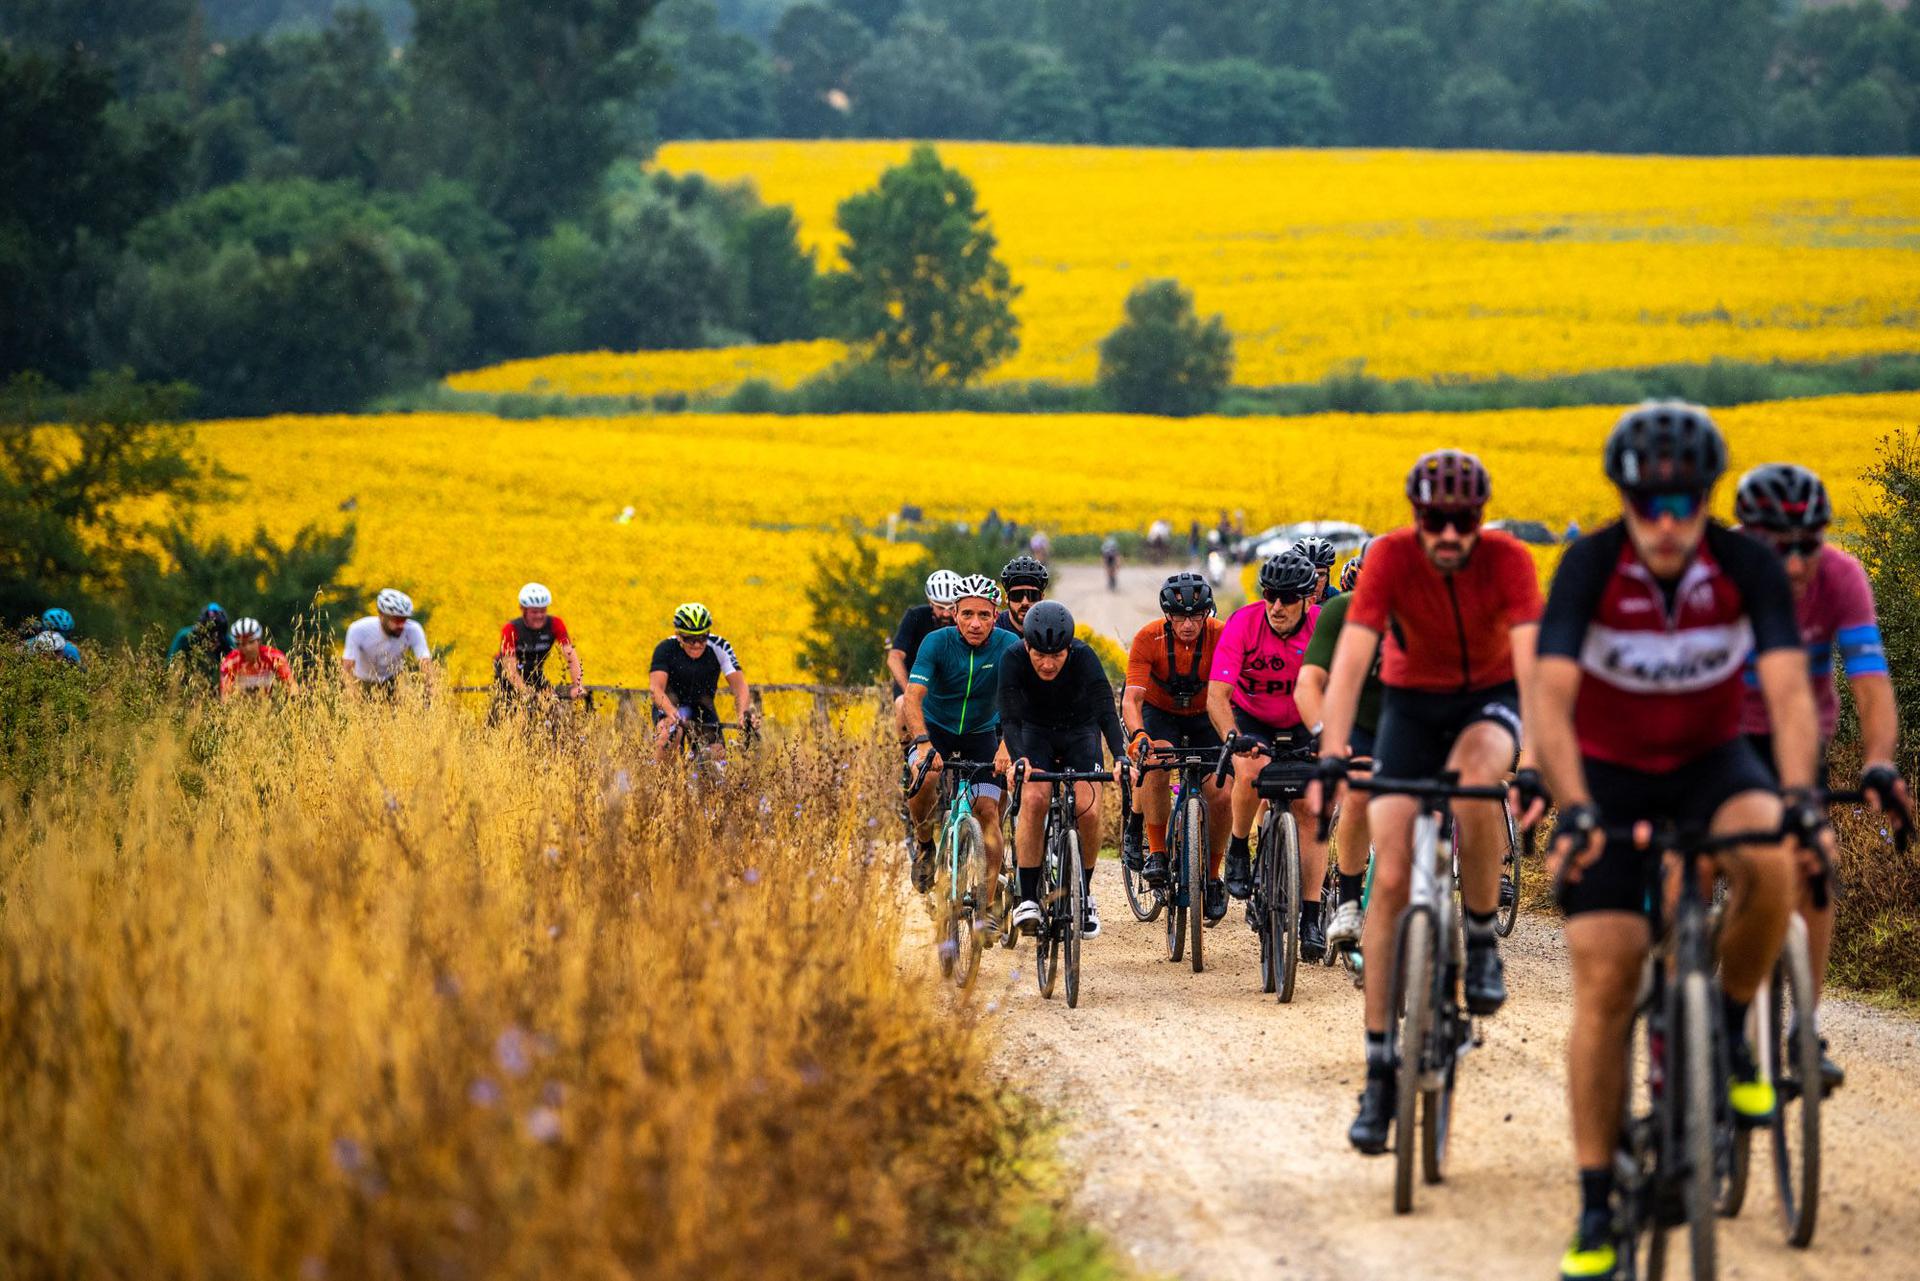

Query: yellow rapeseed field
[192,392,1920,688]
[446,339,846,399]
[451,143,1920,397]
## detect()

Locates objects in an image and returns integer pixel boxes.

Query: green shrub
[1096,280,1233,417]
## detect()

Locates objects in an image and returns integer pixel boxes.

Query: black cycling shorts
[1374,681,1521,780]
[1350,724,1377,763]
[1560,736,1778,918]
[1142,702,1225,752]
[1745,733,1831,792]
[925,723,1004,794]
[1231,704,1314,756]
[1008,724,1103,774]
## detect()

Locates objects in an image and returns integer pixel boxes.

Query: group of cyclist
[888,400,1911,1281]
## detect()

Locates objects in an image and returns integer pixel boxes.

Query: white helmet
[954,574,1000,607]
[518,582,552,609]
[229,617,263,642]
[30,630,65,655]
[376,588,414,618]
[925,569,963,605]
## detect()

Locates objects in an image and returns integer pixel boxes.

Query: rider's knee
[1021,783,1050,813]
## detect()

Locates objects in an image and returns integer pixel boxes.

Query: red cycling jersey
[1347,527,1542,692]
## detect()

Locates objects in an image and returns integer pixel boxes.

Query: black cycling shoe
[911,843,936,894]
[1499,874,1518,908]
[1203,877,1228,925]
[1349,1075,1395,1155]
[1122,811,1145,873]
[1300,913,1327,963]
[1463,943,1507,1016]
[1819,1038,1845,1095]
[1142,852,1169,888]
[1224,848,1253,900]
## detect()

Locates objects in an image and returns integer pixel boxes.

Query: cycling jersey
[342,616,430,683]
[168,623,230,688]
[1348,528,1542,693]
[998,641,1127,765]
[1735,543,1885,740]
[1538,523,1799,771]
[1211,601,1320,727]
[650,634,738,710]
[220,645,293,696]
[1301,591,1383,734]
[496,616,572,687]
[889,604,950,664]
[909,626,1019,735]
[994,610,1022,637]
[1125,617,1224,715]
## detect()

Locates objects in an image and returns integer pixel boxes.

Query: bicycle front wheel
[1769,919,1821,1247]
[1037,819,1062,999]
[1123,833,1162,922]
[1185,791,1207,974]
[952,816,988,991]
[1680,969,1720,1280]
[1271,811,1302,1004]
[1391,907,1434,1215]
[1064,830,1084,1009]
[1495,809,1521,938]
[1165,797,1188,963]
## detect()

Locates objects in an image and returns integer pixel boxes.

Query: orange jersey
[1125,617,1225,715]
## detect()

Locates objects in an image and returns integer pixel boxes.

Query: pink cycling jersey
[1738,543,1885,740]
[1210,601,1321,727]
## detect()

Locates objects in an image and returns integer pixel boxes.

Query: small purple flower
[331,1136,364,1174]
[494,1027,531,1078]
[524,1106,562,1143]
[468,1078,502,1108]
[743,867,761,886]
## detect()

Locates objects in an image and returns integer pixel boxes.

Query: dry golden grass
[0,663,1027,1278]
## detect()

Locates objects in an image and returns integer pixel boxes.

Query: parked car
[1234,519,1371,563]
[1486,518,1558,546]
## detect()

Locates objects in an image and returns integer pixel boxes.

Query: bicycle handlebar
[904,753,999,800]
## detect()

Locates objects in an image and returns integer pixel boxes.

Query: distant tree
[831,0,903,37]
[1828,75,1907,155]
[1001,63,1098,143]
[529,212,728,353]
[651,0,778,140]
[1096,279,1233,417]
[120,522,363,650]
[848,17,995,138]
[771,3,870,136]
[1434,66,1530,149]
[1335,26,1441,145]
[798,528,1007,684]
[1268,67,1344,145]
[727,206,820,342]
[1765,88,1830,154]
[0,0,201,93]
[826,145,1020,387]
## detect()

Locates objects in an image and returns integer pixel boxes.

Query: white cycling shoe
[1011,899,1043,935]
[1325,899,1364,949]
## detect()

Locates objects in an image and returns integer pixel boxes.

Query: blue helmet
[201,602,228,625]
[41,607,74,634]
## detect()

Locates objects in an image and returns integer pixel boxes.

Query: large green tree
[1096,279,1233,417]
[827,145,1020,388]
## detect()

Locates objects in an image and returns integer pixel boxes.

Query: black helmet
[1338,538,1372,593]
[1258,548,1318,598]
[1735,464,1830,531]
[1604,401,1726,493]
[1294,536,1337,570]
[1159,572,1215,617]
[1022,600,1076,653]
[1000,554,1050,589]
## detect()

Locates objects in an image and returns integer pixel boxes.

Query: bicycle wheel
[952,816,988,990]
[1679,969,1720,1280]
[1185,790,1207,974]
[1421,902,1460,1184]
[1390,907,1434,1215]
[1769,920,1820,1247]
[1165,797,1188,963]
[991,847,1019,950]
[1495,809,1521,938]
[1064,829,1084,1009]
[1122,836,1163,922]
[1037,817,1061,999]
[1320,853,1342,968]
[1273,811,1302,1004]
[933,828,959,978]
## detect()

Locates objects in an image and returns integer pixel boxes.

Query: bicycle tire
[1037,815,1061,999]
[1421,900,1460,1184]
[992,847,1019,950]
[1769,919,1820,1247]
[1320,855,1343,968]
[1391,907,1434,1215]
[1273,811,1302,1004]
[1680,969,1720,1281]
[953,816,988,990]
[1123,839,1163,922]
[1166,796,1188,963]
[1065,829,1084,1009]
[1495,809,1521,938]
[1186,791,1207,974]
[933,826,959,978]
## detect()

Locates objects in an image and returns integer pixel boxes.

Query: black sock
[1722,991,1752,1059]
[1338,871,1365,905]
[1465,908,1498,946]
[1579,1166,1614,1218]
[1365,1030,1393,1078]
[1301,898,1321,928]
[1019,866,1041,903]
[1081,865,1094,894]
[1228,834,1250,862]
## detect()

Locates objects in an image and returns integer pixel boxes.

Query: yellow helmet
[672,602,712,636]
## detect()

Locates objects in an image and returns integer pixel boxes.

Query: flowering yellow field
[445,339,846,399]
[193,392,1916,687]
[450,143,1920,398]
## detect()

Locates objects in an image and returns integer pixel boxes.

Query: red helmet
[1405,450,1491,509]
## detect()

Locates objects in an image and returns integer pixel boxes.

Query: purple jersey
[1738,544,1885,739]
[1211,601,1321,727]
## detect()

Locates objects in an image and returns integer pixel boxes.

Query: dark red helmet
[1735,464,1830,531]
[1406,450,1491,509]
[1604,401,1726,493]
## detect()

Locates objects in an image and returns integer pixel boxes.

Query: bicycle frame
[1129,745,1229,968]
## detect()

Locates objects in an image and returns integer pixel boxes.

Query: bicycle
[1126,745,1232,972]
[906,754,1003,990]
[1252,749,1320,1002]
[1330,771,1518,1214]
[1010,762,1125,1009]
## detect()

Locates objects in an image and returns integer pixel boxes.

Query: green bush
[1096,279,1233,417]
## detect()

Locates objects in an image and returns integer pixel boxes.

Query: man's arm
[1852,673,1900,769]
[1507,621,1540,771]
[1318,622,1382,759]
[1206,679,1237,741]
[649,670,677,719]
[887,646,912,692]
[1530,655,1589,807]
[1296,664,1328,731]
[726,670,752,722]
[560,641,583,692]
[1756,648,1820,793]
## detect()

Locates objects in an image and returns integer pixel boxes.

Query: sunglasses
[1417,506,1483,535]
[1766,532,1824,559]
[1627,489,1707,522]
[677,633,709,645]
[1006,588,1043,603]
[1262,589,1309,606]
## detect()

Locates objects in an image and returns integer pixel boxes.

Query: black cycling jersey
[650,635,738,710]
[995,610,1022,636]
[998,641,1126,764]
[889,603,950,664]
[495,616,570,687]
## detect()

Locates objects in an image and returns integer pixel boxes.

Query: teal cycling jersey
[909,626,1020,734]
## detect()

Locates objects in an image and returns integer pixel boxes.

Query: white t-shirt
[342,616,430,682]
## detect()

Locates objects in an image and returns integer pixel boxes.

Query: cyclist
[1734,462,1909,1092]
[1294,535,1339,602]
[1209,547,1330,945]
[887,569,962,739]
[33,607,83,666]
[341,590,434,694]
[1122,572,1230,895]
[997,555,1049,636]
[219,617,295,699]
[1311,449,1545,1156]
[1101,536,1121,591]
[494,583,585,706]
[904,575,1018,892]
[650,603,755,762]
[996,601,1128,938]
[168,603,232,691]
[1530,404,1820,1281]
[1296,540,1379,956]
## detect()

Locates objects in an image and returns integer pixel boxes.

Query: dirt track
[951,563,1920,1281]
